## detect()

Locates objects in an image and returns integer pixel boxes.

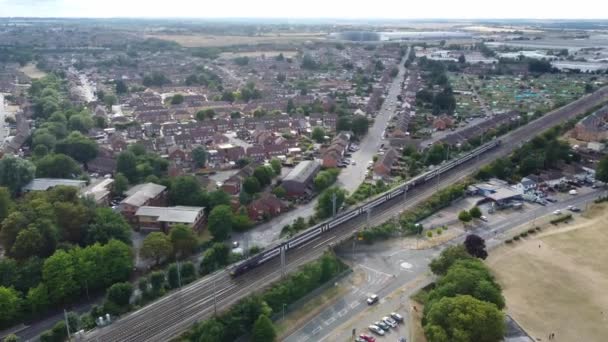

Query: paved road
[231,51,409,248]
[286,189,604,342]
[0,94,9,148]
[82,86,608,342]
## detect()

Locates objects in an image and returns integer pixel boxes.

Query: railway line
[84,86,608,342]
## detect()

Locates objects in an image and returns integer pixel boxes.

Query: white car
[382,316,398,328]
[367,294,379,305]
[553,210,561,215]
[368,325,385,336]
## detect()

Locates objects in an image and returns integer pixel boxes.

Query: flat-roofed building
[134,206,205,232]
[120,183,167,224]
[22,178,87,192]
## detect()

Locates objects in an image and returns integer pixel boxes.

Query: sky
[0,0,607,19]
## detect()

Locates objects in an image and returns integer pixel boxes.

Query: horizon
[1,0,607,20]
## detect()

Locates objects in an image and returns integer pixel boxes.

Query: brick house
[247,193,288,221]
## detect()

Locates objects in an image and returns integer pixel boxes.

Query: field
[19,63,47,79]
[218,50,298,59]
[146,33,325,47]
[487,203,608,342]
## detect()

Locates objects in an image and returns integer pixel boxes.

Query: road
[0,94,9,148]
[83,86,608,342]
[284,189,604,342]
[231,51,410,248]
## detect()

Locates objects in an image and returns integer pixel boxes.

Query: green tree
[149,271,166,295]
[429,245,474,276]
[195,318,225,342]
[243,176,261,194]
[351,116,370,136]
[199,243,230,274]
[169,176,206,206]
[85,208,132,245]
[106,282,133,307]
[0,187,11,223]
[316,187,347,218]
[0,156,35,195]
[424,295,505,342]
[252,314,276,342]
[169,224,197,258]
[26,283,50,314]
[469,206,482,219]
[0,286,22,327]
[113,173,129,196]
[68,114,94,133]
[3,334,19,342]
[208,190,231,208]
[0,212,27,253]
[11,227,45,260]
[458,210,472,226]
[207,205,233,241]
[104,95,117,109]
[54,202,90,243]
[32,131,57,151]
[170,94,184,105]
[464,234,488,260]
[276,73,286,83]
[141,233,173,266]
[116,151,138,182]
[35,154,81,178]
[191,146,207,168]
[42,250,78,303]
[55,132,99,165]
[270,159,282,175]
[596,156,608,183]
[254,166,274,187]
[272,186,286,199]
[115,80,128,94]
[311,127,326,143]
[233,214,252,232]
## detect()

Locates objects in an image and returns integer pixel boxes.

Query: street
[284,189,604,342]
[0,94,10,148]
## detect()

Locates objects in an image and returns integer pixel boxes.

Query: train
[229,139,502,277]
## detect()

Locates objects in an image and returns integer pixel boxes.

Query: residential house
[247,193,288,221]
[373,148,400,180]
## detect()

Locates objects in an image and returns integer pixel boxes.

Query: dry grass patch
[19,63,47,79]
[487,203,608,342]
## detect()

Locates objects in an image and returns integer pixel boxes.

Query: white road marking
[312,326,322,335]
[338,308,348,317]
[325,316,336,325]
[350,301,361,309]
[358,263,393,277]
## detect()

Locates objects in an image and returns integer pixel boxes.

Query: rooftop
[282,160,321,184]
[122,182,167,207]
[22,178,87,192]
[135,206,204,224]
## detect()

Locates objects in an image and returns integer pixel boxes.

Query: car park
[390,312,404,322]
[368,325,385,336]
[367,294,379,305]
[382,316,398,328]
[375,320,390,331]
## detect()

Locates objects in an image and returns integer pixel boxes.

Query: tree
[233,214,252,232]
[458,54,466,63]
[0,156,35,195]
[140,232,173,266]
[311,127,326,143]
[424,295,505,342]
[170,94,184,105]
[208,190,231,208]
[253,166,274,187]
[464,234,488,259]
[169,224,197,258]
[42,250,78,303]
[195,318,225,342]
[276,73,286,83]
[0,286,22,327]
[270,159,282,175]
[116,151,138,182]
[430,245,474,276]
[106,282,133,307]
[113,173,129,196]
[3,334,19,342]
[35,154,81,178]
[11,227,45,260]
[149,271,166,295]
[207,205,233,241]
[458,210,472,226]
[199,243,230,274]
[351,116,370,136]
[85,208,132,245]
[243,176,261,194]
[469,206,482,219]
[67,114,94,133]
[33,131,57,151]
[191,146,207,168]
[54,202,90,243]
[316,187,347,219]
[26,283,49,314]
[169,176,205,206]
[0,187,11,223]
[596,156,608,183]
[252,314,276,342]
[55,132,99,165]
[115,80,128,94]
[104,95,117,109]
[272,186,286,199]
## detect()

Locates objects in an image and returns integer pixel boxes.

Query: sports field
[487,203,608,342]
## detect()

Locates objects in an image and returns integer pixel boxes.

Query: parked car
[480,216,488,222]
[359,334,376,342]
[382,316,398,328]
[367,294,379,305]
[553,209,561,215]
[390,312,404,322]
[368,325,385,336]
[568,205,581,212]
[546,197,557,203]
[355,337,366,342]
[375,320,390,331]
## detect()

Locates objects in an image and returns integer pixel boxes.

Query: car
[375,320,390,331]
[232,241,239,248]
[480,215,488,222]
[368,325,385,336]
[355,338,366,342]
[351,160,357,165]
[553,209,561,215]
[359,334,376,342]
[568,205,581,212]
[382,316,398,328]
[367,294,379,305]
[337,163,348,168]
[546,197,557,203]
[390,312,404,322]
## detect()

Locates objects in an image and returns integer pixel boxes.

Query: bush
[550,214,572,224]
[528,229,536,234]
[513,236,520,240]
[427,231,433,238]
[436,228,443,235]
[505,239,513,244]
[520,232,528,237]
[535,226,542,231]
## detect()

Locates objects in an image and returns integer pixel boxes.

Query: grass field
[487,203,608,342]
[147,33,325,47]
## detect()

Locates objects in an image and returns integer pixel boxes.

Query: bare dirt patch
[146,34,325,47]
[487,203,608,342]
[19,63,47,79]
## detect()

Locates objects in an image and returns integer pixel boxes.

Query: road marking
[298,336,309,342]
[350,301,361,309]
[338,308,348,317]
[358,263,393,277]
[312,326,322,335]
[325,316,336,325]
